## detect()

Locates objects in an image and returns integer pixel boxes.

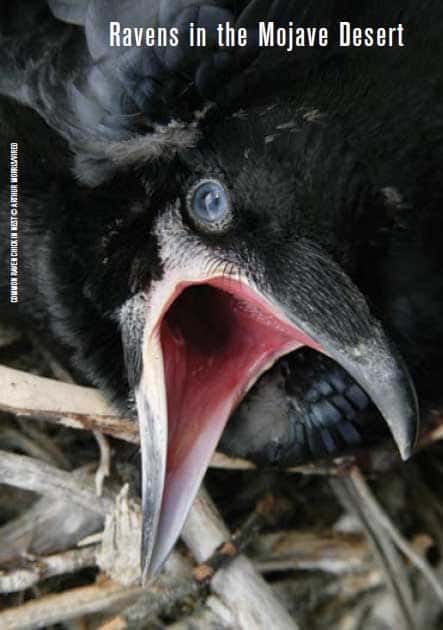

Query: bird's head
[96,100,419,578]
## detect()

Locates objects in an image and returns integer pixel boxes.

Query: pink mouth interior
[152,277,319,570]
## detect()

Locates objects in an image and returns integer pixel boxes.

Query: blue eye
[187,179,232,232]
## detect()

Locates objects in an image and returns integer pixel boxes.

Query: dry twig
[0,469,106,564]
[182,486,298,629]
[0,365,138,443]
[0,547,97,593]
[331,471,416,630]
[348,467,443,605]
[0,580,145,630]
[0,450,114,514]
[254,529,371,575]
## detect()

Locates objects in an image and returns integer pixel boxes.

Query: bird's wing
[0,1,344,184]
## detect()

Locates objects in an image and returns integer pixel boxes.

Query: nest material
[1,322,443,629]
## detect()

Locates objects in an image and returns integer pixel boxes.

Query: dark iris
[187,179,232,232]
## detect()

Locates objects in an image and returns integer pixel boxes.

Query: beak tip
[141,567,156,587]
[396,404,420,461]
[140,536,156,585]
[140,554,149,586]
[399,442,413,461]
[141,545,165,584]
[141,558,156,586]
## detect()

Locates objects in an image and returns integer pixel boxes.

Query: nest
[1,320,443,629]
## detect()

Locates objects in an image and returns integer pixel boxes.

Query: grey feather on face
[119,292,147,389]
[73,121,201,186]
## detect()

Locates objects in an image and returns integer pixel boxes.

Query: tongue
[148,279,320,572]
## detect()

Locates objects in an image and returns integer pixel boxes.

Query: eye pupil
[197,185,225,220]
[204,190,221,216]
[188,179,232,233]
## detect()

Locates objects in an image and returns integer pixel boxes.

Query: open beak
[135,262,419,580]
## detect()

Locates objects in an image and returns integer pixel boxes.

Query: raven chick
[1,0,442,577]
